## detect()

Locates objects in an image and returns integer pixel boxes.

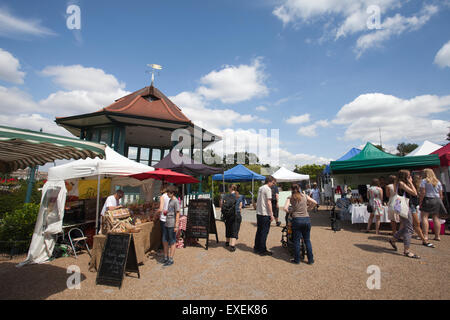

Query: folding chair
[68,228,91,259]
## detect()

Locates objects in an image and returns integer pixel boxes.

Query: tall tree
[294,164,326,183]
[396,143,419,156]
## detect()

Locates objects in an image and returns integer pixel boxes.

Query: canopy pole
[252,177,254,207]
[95,165,101,235]
[25,166,37,203]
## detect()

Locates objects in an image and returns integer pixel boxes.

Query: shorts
[272,202,279,219]
[420,197,440,214]
[162,224,176,245]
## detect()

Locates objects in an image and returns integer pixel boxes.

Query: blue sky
[0,0,449,169]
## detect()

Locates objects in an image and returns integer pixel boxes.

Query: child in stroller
[281,211,306,260]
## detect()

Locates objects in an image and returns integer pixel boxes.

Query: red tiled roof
[99,85,191,123]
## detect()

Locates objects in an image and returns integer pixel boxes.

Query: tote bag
[389,186,409,219]
[389,188,409,219]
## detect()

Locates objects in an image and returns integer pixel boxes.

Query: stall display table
[88,221,161,271]
[350,204,392,224]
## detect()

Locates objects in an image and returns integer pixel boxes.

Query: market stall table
[88,221,161,271]
[349,204,392,224]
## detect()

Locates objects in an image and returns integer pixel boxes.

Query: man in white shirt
[101,190,124,216]
[254,176,276,256]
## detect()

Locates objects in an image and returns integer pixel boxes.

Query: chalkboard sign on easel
[186,199,219,250]
[96,233,140,289]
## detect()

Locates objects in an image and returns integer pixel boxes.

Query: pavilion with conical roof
[55,85,220,166]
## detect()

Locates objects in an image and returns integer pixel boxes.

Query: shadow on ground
[0,262,87,300]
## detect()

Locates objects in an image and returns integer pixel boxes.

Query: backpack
[221,193,237,221]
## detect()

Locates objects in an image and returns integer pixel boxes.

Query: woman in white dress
[385,175,399,235]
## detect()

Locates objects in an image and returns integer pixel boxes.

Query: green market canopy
[0,125,106,173]
[330,142,440,174]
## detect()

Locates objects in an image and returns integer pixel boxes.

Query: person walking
[366,179,383,235]
[419,168,447,242]
[385,175,399,235]
[271,181,281,226]
[388,170,420,259]
[156,183,170,264]
[254,176,276,256]
[283,184,317,265]
[229,185,244,252]
[410,174,434,248]
[162,185,180,267]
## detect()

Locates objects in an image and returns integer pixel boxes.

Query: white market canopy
[19,146,155,267]
[272,167,310,182]
[48,146,154,181]
[406,140,442,157]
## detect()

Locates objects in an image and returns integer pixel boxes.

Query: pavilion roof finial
[147,64,163,87]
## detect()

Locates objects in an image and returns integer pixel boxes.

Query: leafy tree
[396,142,419,156]
[294,164,326,183]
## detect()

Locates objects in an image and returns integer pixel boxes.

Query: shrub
[0,203,40,242]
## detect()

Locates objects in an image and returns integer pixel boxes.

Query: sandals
[434,238,441,241]
[404,252,420,259]
[388,238,398,251]
[422,242,435,248]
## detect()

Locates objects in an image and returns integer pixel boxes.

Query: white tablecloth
[350,205,391,224]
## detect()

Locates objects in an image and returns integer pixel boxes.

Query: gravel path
[1,207,449,300]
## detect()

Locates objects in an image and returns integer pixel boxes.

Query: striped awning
[0,125,106,173]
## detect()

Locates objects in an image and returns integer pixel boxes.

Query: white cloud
[170,91,265,132]
[273,1,440,57]
[255,106,268,112]
[297,119,330,137]
[0,48,25,84]
[196,57,268,104]
[0,86,38,114]
[0,113,68,136]
[0,8,56,38]
[286,113,310,124]
[434,40,450,68]
[41,65,126,92]
[333,93,450,143]
[39,65,130,117]
[170,59,271,131]
[355,5,439,58]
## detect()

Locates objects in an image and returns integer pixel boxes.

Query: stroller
[281,212,306,260]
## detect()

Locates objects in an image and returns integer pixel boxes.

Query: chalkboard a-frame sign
[186,199,219,250]
[96,233,140,289]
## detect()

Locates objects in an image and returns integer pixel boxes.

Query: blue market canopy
[0,125,106,173]
[212,164,265,182]
[323,147,361,174]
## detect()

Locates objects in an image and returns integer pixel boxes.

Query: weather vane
[147,64,163,86]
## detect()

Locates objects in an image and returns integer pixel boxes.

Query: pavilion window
[140,147,150,165]
[151,148,161,166]
[128,146,138,161]
[100,128,112,146]
[91,129,100,143]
